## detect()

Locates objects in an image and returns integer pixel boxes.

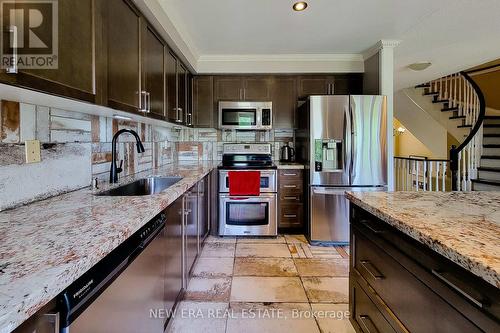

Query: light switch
[25,140,41,164]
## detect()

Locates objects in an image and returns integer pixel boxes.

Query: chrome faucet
[110,129,145,183]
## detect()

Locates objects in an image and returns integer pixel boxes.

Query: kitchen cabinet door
[166,51,179,123]
[193,76,214,128]
[297,75,335,99]
[184,186,198,285]
[106,0,142,113]
[165,197,183,312]
[142,24,165,118]
[272,77,297,128]
[243,77,272,100]
[0,0,96,102]
[197,176,210,251]
[215,76,244,101]
[177,63,188,125]
[333,74,363,95]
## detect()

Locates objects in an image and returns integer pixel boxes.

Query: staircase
[475,115,500,190]
[414,72,500,191]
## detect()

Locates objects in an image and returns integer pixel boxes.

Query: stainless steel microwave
[219,101,272,130]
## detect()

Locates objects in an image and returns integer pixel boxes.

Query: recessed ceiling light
[408,62,432,71]
[293,2,308,11]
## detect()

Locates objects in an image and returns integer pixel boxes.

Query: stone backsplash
[0,99,294,210]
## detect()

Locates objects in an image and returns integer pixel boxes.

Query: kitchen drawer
[352,280,397,333]
[279,169,303,180]
[279,179,303,195]
[353,229,483,333]
[279,203,304,228]
[279,193,303,202]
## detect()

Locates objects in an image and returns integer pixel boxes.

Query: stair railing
[442,72,486,191]
[394,157,449,191]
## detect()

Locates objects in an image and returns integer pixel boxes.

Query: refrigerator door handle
[348,99,355,185]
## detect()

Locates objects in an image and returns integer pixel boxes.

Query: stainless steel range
[218,143,278,236]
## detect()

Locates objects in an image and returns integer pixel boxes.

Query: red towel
[228,171,261,196]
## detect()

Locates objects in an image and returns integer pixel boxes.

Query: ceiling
[141,0,500,90]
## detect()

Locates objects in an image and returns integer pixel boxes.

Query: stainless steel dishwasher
[59,211,170,333]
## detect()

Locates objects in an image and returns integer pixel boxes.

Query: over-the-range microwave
[219,101,272,130]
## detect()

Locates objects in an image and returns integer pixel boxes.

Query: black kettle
[280,143,295,162]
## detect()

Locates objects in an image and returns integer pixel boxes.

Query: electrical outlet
[25,140,41,164]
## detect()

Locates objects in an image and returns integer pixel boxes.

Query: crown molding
[196,54,364,74]
[363,39,401,61]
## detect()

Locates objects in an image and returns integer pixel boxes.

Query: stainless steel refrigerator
[295,95,387,245]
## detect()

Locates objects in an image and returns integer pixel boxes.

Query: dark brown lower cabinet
[278,169,304,230]
[350,204,500,333]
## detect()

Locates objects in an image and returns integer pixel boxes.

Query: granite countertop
[0,161,217,333]
[275,162,305,169]
[346,191,500,288]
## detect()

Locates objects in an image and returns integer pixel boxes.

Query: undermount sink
[96,176,183,196]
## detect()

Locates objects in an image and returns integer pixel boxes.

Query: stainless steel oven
[219,101,272,130]
[219,193,277,236]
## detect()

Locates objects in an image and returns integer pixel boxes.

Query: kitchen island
[346,191,500,333]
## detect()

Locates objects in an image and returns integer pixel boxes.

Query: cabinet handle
[360,260,384,280]
[6,25,18,74]
[284,214,297,218]
[361,220,384,234]
[283,185,297,188]
[139,91,148,113]
[146,92,151,113]
[283,173,298,176]
[431,270,486,308]
[284,196,298,200]
[359,315,380,333]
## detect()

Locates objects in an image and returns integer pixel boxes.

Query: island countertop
[0,161,217,333]
[345,191,500,289]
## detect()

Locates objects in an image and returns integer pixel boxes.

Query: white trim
[197,54,364,74]
[362,39,401,61]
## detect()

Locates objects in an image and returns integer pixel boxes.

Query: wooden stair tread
[423,92,439,96]
[484,116,500,119]
[481,155,500,159]
[478,167,500,173]
[483,144,500,148]
[433,99,449,104]
[484,134,500,137]
[449,116,465,120]
[415,83,431,88]
[457,124,472,128]
[472,178,500,186]
[484,124,500,128]
[441,107,458,112]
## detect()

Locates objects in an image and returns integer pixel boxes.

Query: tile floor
[166,235,355,333]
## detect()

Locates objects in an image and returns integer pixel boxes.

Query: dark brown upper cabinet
[166,51,179,123]
[165,50,190,125]
[106,0,142,113]
[297,75,336,99]
[214,76,244,101]
[177,63,188,124]
[272,76,298,129]
[214,76,272,102]
[243,77,272,100]
[193,76,214,128]
[142,24,165,119]
[332,74,363,95]
[0,0,97,102]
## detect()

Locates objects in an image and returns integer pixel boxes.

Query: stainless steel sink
[96,176,183,196]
